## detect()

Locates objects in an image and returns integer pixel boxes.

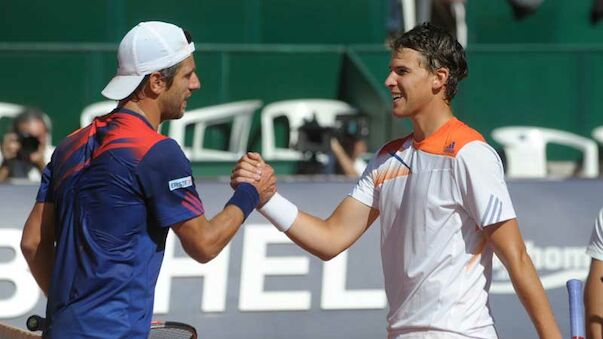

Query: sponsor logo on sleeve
[169,176,193,191]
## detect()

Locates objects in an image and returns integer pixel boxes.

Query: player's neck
[122,101,160,131]
[410,103,454,142]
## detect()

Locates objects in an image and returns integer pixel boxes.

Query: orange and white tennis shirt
[351,118,516,339]
[587,208,603,261]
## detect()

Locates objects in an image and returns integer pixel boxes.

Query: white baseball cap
[101,21,195,100]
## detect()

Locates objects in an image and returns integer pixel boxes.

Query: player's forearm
[21,202,55,296]
[259,195,374,261]
[187,205,245,263]
[21,229,54,295]
[286,212,347,261]
[257,194,348,260]
[585,260,603,339]
[505,251,562,339]
[22,243,54,296]
[176,184,259,263]
[208,205,245,246]
[256,192,344,260]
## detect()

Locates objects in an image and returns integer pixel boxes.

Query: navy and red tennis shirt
[36,109,204,338]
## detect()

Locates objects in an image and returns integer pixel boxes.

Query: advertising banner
[0,179,600,338]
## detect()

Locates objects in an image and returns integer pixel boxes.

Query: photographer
[0,107,51,182]
[330,136,367,177]
[296,114,369,177]
[329,116,369,177]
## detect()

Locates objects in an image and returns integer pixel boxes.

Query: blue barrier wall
[1,178,601,338]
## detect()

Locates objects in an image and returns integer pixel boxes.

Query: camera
[17,133,41,159]
[295,114,369,155]
[334,114,369,141]
[295,116,335,155]
[294,113,369,174]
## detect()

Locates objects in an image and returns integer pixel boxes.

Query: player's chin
[391,101,405,114]
[392,104,414,118]
[171,112,184,121]
[391,108,408,118]
[174,107,186,119]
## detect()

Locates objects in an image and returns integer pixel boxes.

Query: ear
[147,72,166,95]
[432,67,450,92]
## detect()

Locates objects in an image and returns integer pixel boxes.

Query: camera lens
[18,133,40,157]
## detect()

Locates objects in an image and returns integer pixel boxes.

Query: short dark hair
[126,29,193,101]
[11,107,51,133]
[390,23,468,101]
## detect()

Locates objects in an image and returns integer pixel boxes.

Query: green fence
[2,0,603,175]
[0,44,349,175]
[350,45,603,161]
[3,0,603,45]
[2,43,602,175]
[0,0,388,45]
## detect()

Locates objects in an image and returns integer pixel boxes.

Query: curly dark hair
[390,23,468,101]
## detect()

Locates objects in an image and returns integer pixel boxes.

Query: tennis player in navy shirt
[20,21,275,338]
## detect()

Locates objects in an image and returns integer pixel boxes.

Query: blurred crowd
[0,107,52,183]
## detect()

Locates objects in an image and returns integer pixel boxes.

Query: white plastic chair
[168,100,262,161]
[260,99,357,161]
[492,126,599,178]
[0,102,24,120]
[80,101,118,127]
[592,126,603,144]
[0,102,25,164]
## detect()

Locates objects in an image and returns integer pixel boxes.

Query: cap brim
[101,75,146,100]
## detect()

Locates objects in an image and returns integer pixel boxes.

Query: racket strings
[149,326,197,339]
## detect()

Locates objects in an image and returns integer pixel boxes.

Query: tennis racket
[566,279,585,339]
[22,315,197,339]
[25,316,45,333]
[149,321,197,339]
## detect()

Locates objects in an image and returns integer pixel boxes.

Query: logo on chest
[444,141,456,154]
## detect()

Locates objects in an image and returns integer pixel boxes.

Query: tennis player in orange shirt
[233,23,561,339]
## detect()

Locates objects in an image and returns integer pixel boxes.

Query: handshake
[229,152,299,233]
[230,152,276,207]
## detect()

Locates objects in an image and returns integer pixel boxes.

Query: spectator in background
[388,0,433,41]
[387,0,404,41]
[0,107,51,182]
[507,0,544,20]
[591,0,603,24]
[585,208,603,339]
[295,115,369,176]
[387,0,466,47]
[432,0,467,47]
[329,116,369,177]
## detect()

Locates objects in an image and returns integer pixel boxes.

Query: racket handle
[26,315,46,332]
[566,279,585,339]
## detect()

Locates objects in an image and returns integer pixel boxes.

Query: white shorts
[389,329,498,339]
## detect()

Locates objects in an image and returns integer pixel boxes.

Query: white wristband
[258,192,299,232]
